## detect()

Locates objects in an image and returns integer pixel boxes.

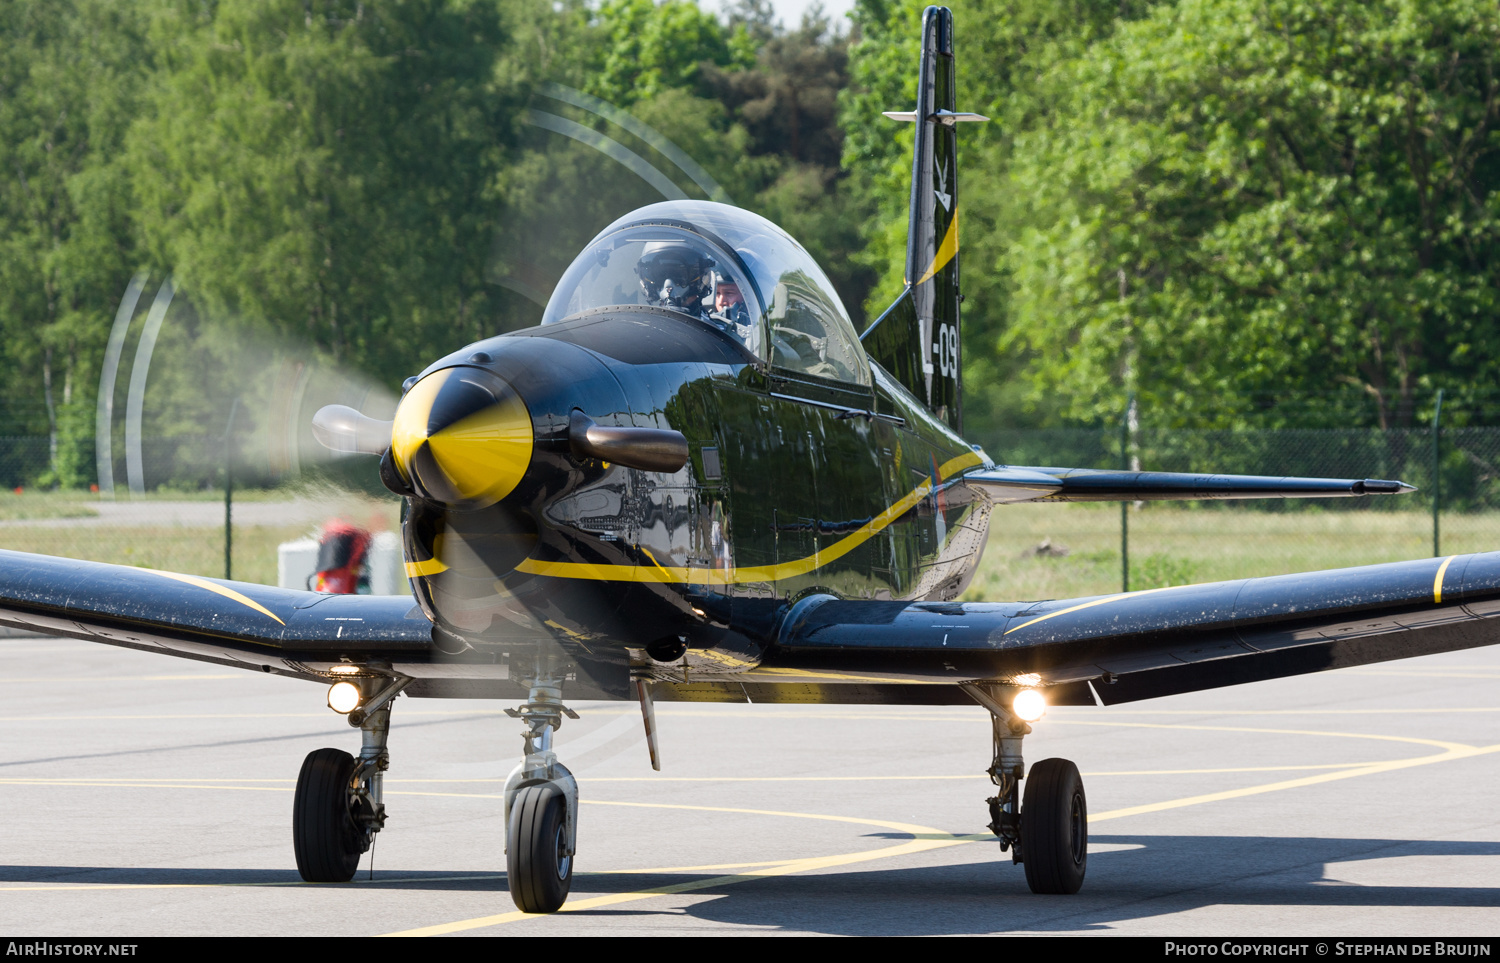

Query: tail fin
[860,5,986,434]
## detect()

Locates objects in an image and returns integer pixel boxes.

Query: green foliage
[842,0,1500,434]
[0,0,877,488]
[0,0,148,482]
[699,8,874,315]
[39,401,96,490]
[500,3,873,322]
[840,0,922,317]
[1130,551,1197,589]
[587,0,739,105]
[126,0,520,386]
[1002,0,1500,430]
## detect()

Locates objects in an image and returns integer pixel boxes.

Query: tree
[586,0,741,106]
[843,0,1500,431]
[1002,0,1500,428]
[126,0,520,387]
[0,0,149,485]
[700,7,873,317]
[840,0,1159,433]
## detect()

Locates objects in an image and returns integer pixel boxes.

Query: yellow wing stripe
[1003,584,1194,636]
[512,448,985,585]
[1007,553,1468,637]
[1434,555,1456,604]
[145,570,286,626]
[913,208,960,287]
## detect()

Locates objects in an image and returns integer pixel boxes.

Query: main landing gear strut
[294,674,410,882]
[502,674,580,913]
[962,683,1088,895]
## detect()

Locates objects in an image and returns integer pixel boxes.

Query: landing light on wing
[1012,688,1047,722]
[327,681,362,714]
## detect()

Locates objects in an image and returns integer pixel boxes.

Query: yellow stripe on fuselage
[404,557,448,578]
[511,448,985,585]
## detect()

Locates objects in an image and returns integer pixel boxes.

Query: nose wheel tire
[1020,757,1087,894]
[293,748,365,882]
[507,783,573,913]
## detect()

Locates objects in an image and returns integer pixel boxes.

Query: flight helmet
[635,241,716,313]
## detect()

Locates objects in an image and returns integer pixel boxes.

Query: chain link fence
[0,431,399,587]
[967,423,1500,602]
[1,421,1497,600]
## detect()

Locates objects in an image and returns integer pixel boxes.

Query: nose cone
[390,367,534,508]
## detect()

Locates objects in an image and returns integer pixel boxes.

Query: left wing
[740,552,1500,706]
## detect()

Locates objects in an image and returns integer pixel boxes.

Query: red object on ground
[12,487,21,495]
[313,520,372,594]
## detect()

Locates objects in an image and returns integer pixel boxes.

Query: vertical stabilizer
[861,6,986,434]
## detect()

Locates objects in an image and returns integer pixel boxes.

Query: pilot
[708,274,755,344]
[635,241,715,316]
[635,243,758,350]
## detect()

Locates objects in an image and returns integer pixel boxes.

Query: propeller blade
[312,404,393,456]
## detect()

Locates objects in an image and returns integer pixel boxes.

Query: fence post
[224,398,239,581]
[1432,389,1443,558]
[1121,394,1134,592]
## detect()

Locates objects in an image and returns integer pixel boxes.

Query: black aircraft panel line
[0,4,1484,911]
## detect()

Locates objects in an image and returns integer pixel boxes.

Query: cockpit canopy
[542,201,869,385]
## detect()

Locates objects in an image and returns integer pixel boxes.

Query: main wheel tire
[293,748,365,882]
[507,783,573,913]
[1020,757,1087,895]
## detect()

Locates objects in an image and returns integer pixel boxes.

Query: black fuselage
[399,306,989,698]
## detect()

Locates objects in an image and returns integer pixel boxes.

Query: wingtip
[1357,478,1417,495]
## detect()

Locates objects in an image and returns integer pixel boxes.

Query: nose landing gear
[502,677,580,913]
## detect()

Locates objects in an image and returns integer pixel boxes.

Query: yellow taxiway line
[380,725,1500,935]
[381,802,972,938]
[4,716,1498,934]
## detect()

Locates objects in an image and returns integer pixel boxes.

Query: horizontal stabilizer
[881,110,990,124]
[964,466,1415,503]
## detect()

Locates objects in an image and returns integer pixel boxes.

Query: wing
[964,466,1415,503]
[0,549,431,683]
[739,552,1500,706]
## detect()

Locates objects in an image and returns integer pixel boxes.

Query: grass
[0,486,400,585]
[962,502,1494,603]
[0,498,98,521]
[0,490,1483,602]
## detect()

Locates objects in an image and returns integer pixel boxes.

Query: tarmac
[1,631,1499,936]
